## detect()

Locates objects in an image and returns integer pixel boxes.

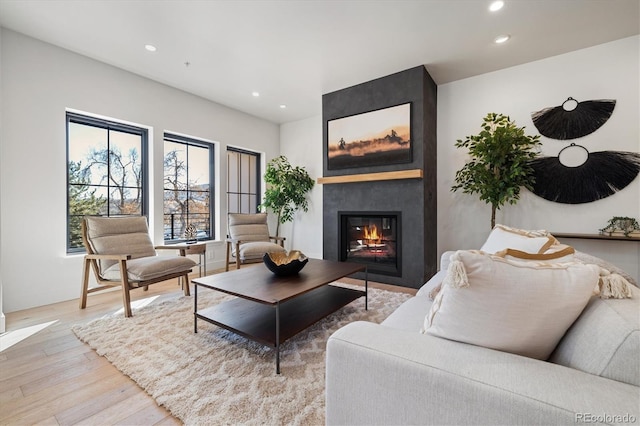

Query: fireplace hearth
[339,212,401,276]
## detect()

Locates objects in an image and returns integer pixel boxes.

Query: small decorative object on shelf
[599,216,640,237]
[263,250,309,276]
[184,224,198,243]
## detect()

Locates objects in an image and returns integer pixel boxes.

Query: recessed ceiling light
[494,34,510,44]
[279,104,287,109]
[144,44,157,52]
[489,1,504,12]
[252,91,260,97]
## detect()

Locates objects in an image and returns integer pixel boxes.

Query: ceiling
[1,0,638,124]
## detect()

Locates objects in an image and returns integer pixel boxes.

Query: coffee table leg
[276,301,281,374]
[365,266,369,311]
[194,282,198,334]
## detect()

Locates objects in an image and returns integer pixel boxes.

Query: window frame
[163,132,215,243]
[66,111,148,254]
[226,147,261,214]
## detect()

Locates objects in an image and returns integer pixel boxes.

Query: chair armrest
[270,236,285,247]
[326,321,639,425]
[85,253,131,261]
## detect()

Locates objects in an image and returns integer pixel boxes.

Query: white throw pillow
[480,225,554,254]
[423,250,600,360]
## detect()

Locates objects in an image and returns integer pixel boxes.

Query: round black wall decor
[529,145,640,204]
[531,97,616,140]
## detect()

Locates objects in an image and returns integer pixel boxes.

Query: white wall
[438,35,639,281]
[279,36,640,284]
[279,115,323,259]
[0,28,5,332]
[0,29,280,312]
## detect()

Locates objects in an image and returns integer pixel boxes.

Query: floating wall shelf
[317,169,423,185]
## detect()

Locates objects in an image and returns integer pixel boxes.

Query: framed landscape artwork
[327,103,412,170]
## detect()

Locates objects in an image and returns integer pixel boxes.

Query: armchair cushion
[236,241,285,262]
[101,255,196,282]
[84,216,156,272]
[228,213,271,242]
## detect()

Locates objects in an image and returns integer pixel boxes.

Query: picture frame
[327,102,412,170]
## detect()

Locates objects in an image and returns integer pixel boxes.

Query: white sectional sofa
[326,251,640,425]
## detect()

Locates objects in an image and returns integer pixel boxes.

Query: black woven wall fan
[529,144,640,204]
[531,97,616,140]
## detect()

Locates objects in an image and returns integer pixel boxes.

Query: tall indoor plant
[260,155,315,236]
[452,113,541,229]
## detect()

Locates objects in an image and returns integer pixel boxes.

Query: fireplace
[323,66,438,288]
[339,212,401,276]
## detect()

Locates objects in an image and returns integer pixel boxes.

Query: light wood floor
[0,266,416,425]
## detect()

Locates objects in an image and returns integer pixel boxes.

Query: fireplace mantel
[317,169,422,185]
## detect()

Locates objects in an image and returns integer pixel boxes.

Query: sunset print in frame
[327,103,411,170]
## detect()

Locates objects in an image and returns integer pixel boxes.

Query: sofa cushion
[415,269,447,299]
[574,250,638,287]
[423,250,600,360]
[381,296,432,332]
[480,224,555,254]
[550,284,640,386]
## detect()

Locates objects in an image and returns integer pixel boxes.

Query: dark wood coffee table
[192,258,367,374]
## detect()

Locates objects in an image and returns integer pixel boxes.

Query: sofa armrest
[326,322,639,425]
[439,250,456,271]
[415,250,456,297]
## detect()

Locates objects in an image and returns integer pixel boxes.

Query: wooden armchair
[225,213,286,271]
[79,216,196,317]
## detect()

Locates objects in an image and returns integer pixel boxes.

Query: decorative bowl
[263,250,309,276]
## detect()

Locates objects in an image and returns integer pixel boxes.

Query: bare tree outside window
[66,113,147,252]
[163,134,214,242]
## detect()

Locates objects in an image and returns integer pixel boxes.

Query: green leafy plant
[259,155,315,236]
[452,113,541,229]
[600,216,640,237]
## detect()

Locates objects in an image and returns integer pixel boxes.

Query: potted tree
[260,155,315,236]
[452,113,541,229]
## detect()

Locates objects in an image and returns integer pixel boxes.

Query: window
[164,133,214,242]
[67,112,147,253]
[227,147,260,214]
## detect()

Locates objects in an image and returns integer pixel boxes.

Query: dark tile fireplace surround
[322,66,438,289]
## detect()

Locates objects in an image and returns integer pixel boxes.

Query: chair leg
[235,241,241,270]
[79,257,91,309]
[183,273,191,296]
[119,260,133,318]
[225,241,231,272]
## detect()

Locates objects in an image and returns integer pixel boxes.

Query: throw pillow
[574,250,638,288]
[496,244,576,263]
[423,250,600,360]
[480,224,555,254]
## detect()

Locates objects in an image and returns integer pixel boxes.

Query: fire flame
[363,225,382,243]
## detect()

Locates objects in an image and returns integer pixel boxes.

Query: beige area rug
[72,283,412,425]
